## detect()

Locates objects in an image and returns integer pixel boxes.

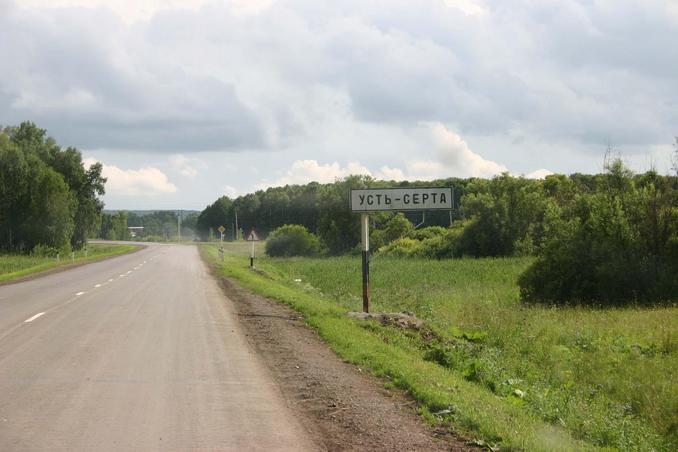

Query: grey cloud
[0,4,263,151]
[0,0,676,158]
[297,0,677,147]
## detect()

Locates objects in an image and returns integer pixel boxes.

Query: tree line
[196,177,464,253]
[197,165,677,259]
[0,122,105,253]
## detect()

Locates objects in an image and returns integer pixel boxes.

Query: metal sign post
[247,229,259,268]
[350,187,453,314]
[361,213,370,313]
[218,225,226,261]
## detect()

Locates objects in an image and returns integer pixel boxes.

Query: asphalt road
[0,244,315,451]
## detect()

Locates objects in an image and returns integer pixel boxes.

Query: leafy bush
[32,244,62,258]
[409,226,448,241]
[519,161,678,305]
[265,224,321,257]
[379,225,462,259]
[456,174,547,257]
[419,228,461,258]
[370,213,413,249]
[378,237,424,257]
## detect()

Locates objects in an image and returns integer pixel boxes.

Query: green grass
[0,243,140,283]
[203,243,677,451]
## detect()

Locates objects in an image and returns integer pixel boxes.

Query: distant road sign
[350,187,453,212]
[247,230,259,241]
[217,225,225,234]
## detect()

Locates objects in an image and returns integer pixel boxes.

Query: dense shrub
[378,237,424,257]
[419,226,463,258]
[519,161,678,305]
[378,225,462,258]
[265,224,321,257]
[409,226,448,241]
[32,244,63,258]
[370,213,413,249]
[456,174,547,257]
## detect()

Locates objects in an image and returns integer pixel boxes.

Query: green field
[0,243,140,283]
[205,243,677,451]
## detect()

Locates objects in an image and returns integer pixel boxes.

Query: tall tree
[0,122,105,252]
[51,147,106,248]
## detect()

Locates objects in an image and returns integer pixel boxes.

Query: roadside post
[218,225,226,261]
[360,213,370,313]
[247,229,259,268]
[350,187,453,313]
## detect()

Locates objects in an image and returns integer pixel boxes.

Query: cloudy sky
[1,0,676,210]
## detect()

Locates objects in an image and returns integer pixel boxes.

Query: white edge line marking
[24,312,45,323]
[76,291,85,296]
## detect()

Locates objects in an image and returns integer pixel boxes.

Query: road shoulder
[215,275,472,451]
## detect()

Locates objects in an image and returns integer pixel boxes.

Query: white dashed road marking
[24,312,45,323]
[76,292,85,296]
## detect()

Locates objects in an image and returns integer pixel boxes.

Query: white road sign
[350,187,453,212]
[247,230,259,241]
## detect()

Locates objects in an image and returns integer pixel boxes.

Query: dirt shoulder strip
[215,274,473,451]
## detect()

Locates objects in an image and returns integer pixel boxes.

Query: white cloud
[404,160,447,180]
[14,0,271,23]
[255,125,546,189]
[84,158,177,196]
[223,185,239,198]
[443,0,488,16]
[427,123,508,178]
[169,154,203,177]
[373,124,508,181]
[525,168,554,179]
[258,159,371,188]
[375,166,406,181]
[226,0,277,17]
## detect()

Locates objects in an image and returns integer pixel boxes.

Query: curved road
[0,244,315,451]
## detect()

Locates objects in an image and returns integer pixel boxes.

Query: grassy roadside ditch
[202,243,611,451]
[0,243,140,283]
